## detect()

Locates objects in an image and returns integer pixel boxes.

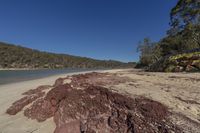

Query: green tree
[168,0,200,35]
[137,38,161,66]
[160,24,200,56]
[159,0,200,55]
[0,42,135,69]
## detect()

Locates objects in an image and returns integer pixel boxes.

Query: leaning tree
[168,0,200,35]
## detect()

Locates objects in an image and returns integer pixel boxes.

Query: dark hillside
[0,42,134,69]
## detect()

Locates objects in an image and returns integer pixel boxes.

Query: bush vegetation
[0,42,135,69]
[137,0,200,70]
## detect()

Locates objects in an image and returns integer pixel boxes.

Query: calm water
[0,68,96,85]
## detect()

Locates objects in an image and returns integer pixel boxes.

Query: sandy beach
[0,69,200,133]
[0,69,122,133]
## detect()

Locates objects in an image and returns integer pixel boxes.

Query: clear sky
[0,0,178,62]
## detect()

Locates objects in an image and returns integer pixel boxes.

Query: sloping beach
[0,69,200,133]
[0,69,122,133]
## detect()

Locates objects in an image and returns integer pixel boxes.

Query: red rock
[24,84,73,122]
[6,72,181,133]
[54,121,81,133]
[22,85,51,95]
[53,78,65,87]
[6,92,45,115]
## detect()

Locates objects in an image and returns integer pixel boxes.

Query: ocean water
[0,68,96,85]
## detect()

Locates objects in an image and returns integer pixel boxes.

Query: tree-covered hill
[0,42,134,69]
[136,0,200,72]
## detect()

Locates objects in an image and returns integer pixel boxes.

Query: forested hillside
[137,0,200,72]
[0,42,134,69]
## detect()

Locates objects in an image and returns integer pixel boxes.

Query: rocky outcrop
[6,85,51,115]
[149,51,200,72]
[6,72,181,133]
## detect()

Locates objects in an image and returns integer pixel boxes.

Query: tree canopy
[137,38,161,66]
[169,0,200,35]
[137,0,200,68]
[0,42,135,69]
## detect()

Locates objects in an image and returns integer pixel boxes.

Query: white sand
[0,69,123,133]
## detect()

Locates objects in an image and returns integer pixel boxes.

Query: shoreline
[0,67,128,71]
[0,68,41,71]
[1,68,199,132]
[0,68,117,85]
[0,69,126,133]
[0,69,122,86]
[0,68,100,70]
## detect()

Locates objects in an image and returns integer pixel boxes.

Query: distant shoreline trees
[0,42,135,69]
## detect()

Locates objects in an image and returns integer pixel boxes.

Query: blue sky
[0,0,178,62]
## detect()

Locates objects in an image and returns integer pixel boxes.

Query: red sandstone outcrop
[6,85,51,115]
[6,72,181,133]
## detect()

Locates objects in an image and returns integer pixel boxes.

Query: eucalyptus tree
[168,0,200,35]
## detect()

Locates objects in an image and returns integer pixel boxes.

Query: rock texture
[6,85,51,115]
[6,72,180,133]
[149,51,200,72]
